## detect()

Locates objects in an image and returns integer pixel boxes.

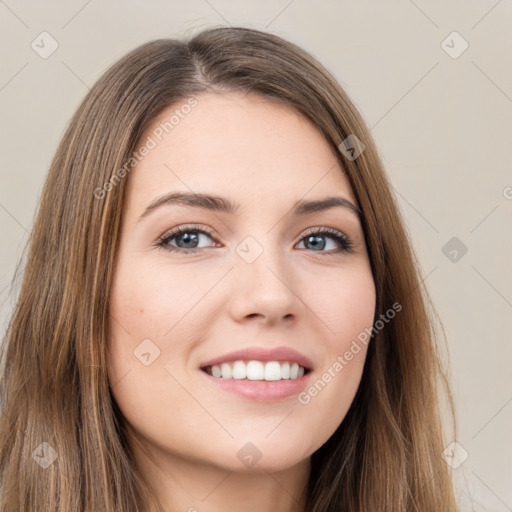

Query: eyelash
[155,224,354,256]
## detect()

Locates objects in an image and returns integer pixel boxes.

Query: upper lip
[200,346,314,371]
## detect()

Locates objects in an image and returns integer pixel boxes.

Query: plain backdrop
[0,1,511,510]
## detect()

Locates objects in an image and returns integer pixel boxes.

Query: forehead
[125,92,355,214]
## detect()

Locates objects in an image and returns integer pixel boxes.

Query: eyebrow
[136,191,362,223]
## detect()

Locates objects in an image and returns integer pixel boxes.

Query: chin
[216,439,311,474]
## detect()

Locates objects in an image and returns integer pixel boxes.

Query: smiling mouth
[201,360,310,381]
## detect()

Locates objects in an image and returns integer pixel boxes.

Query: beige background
[0,1,511,509]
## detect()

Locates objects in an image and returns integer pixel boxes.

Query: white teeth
[281,362,290,379]
[264,361,282,381]
[246,361,264,380]
[206,360,307,381]
[220,362,232,379]
[232,361,246,379]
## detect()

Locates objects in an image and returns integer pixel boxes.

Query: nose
[227,238,304,326]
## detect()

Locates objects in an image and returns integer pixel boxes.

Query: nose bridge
[229,232,300,321]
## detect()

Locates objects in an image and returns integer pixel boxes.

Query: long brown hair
[0,26,457,511]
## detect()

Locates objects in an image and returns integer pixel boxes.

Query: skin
[107,92,376,512]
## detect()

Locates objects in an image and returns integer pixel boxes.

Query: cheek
[109,255,226,339]
[326,265,375,385]
[310,262,376,345]
[106,256,223,422]
[296,264,375,437]
[106,263,199,448]
[106,262,170,407]
[108,260,175,336]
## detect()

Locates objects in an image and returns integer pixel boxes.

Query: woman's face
[107,92,376,474]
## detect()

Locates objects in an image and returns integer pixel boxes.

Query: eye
[296,227,354,254]
[156,225,354,255]
[156,224,218,254]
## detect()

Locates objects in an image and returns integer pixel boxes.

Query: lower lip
[200,369,313,402]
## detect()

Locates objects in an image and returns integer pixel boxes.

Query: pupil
[180,232,198,248]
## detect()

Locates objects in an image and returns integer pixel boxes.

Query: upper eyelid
[161,225,215,240]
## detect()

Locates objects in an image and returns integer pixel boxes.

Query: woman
[0,26,458,511]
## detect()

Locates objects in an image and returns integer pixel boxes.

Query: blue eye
[297,227,354,254]
[156,225,216,254]
[156,225,354,255]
